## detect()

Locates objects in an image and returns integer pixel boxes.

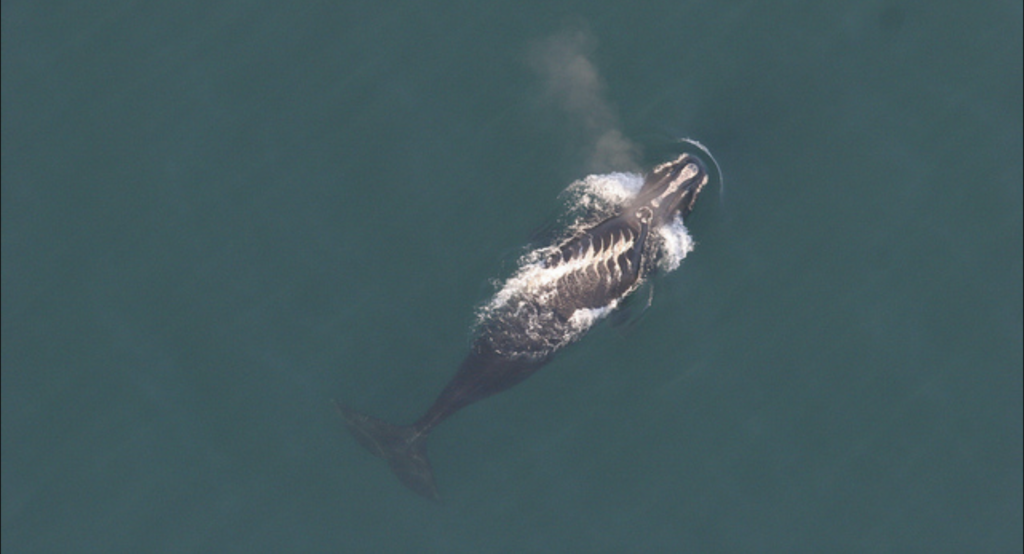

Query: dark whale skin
[337,153,708,500]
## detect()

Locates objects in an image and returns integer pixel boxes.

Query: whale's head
[631,153,708,227]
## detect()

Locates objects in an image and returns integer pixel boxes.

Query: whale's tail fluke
[334,402,438,501]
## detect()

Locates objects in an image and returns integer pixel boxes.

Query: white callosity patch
[475,171,694,360]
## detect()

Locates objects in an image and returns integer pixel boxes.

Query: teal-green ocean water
[3,1,1021,552]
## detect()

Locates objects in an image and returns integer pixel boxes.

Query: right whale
[338,152,710,500]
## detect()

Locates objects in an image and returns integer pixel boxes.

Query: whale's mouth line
[677,137,724,207]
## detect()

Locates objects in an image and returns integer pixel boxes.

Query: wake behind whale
[337,153,709,500]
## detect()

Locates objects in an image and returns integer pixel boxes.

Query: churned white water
[562,171,645,213]
[656,215,694,272]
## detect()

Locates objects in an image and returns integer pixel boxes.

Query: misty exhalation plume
[529,28,640,173]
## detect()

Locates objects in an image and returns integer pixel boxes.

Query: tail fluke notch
[335,402,439,501]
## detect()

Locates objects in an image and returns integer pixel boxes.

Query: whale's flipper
[335,403,438,501]
[610,281,655,332]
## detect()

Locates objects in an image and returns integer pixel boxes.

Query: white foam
[656,215,694,272]
[562,172,644,216]
[567,304,615,329]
